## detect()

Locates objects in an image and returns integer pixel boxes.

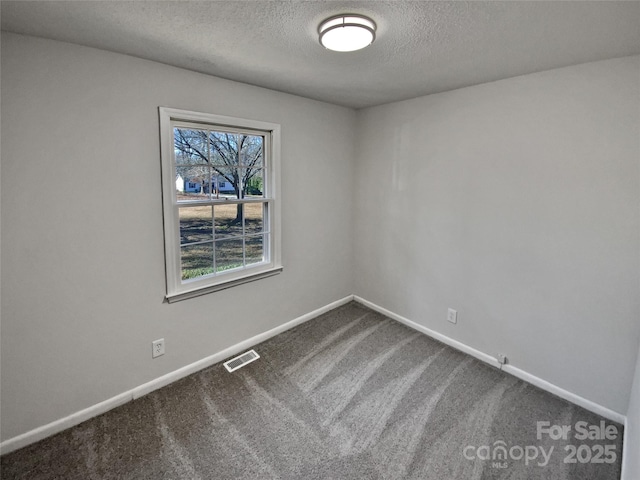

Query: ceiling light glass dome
[318,14,376,52]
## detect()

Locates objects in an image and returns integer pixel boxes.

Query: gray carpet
[1,302,623,479]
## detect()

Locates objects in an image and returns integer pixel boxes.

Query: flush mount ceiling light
[318,14,376,52]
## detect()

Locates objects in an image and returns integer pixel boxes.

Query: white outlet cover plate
[152,339,165,358]
[447,308,458,324]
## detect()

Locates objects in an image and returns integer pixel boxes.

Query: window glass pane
[212,167,241,199]
[176,165,211,201]
[244,202,264,235]
[174,128,209,166]
[181,243,214,281]
[215,239,244,273]
[209,131,239,167]
[179,206,213,244]
[239,134,263,168]
[246,235,266,266]
[214,204,243,238]
[208,132,264,168]
[243,168,264,198]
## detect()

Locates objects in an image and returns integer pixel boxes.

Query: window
[159,108,281,302]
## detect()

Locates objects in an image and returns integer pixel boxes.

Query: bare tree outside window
[174,128,263,223]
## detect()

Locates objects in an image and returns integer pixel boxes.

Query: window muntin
[159,108,281,301]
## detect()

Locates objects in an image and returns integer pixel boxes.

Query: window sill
[165,266,283,303]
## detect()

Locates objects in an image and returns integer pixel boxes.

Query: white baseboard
[354,296,502,368]
[0,295,354,455]
[501,364,625,424]
[131,294,354,399]
[353,295,626,425]
[0,391,133,457]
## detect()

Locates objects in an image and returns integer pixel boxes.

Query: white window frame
[159,107,282,303]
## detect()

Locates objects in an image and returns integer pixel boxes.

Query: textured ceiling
[2,1,639,109]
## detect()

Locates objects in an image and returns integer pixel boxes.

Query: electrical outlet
[497,353,507,365]
[152,338,165,358]
[447,308,458,324]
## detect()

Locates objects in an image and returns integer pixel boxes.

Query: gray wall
[353,56,640,415]
[0,33,356,441]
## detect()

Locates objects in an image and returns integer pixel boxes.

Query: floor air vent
[224,349,260,372]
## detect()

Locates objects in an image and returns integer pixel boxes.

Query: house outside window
[159,108,281,302]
